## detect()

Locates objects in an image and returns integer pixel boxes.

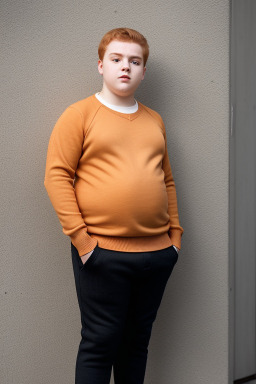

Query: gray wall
[0,1,230,383]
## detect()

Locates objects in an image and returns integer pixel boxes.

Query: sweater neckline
[95,92,138,113]
[92,94,142,121]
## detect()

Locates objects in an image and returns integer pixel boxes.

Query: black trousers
[71,242,179,384]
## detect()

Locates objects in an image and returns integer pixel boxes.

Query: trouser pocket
[71,242,101,270]
[78,244,101,270]
[170,245,179,262]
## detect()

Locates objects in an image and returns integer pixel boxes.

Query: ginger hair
[98,27,149,66]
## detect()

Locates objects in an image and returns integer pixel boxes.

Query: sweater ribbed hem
[88,232,174,252]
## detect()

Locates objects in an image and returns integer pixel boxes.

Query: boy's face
[98,40,146,99]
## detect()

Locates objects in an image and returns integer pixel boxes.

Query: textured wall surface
[0,1,230,383]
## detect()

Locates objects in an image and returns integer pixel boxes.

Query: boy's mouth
[119,75,131,79]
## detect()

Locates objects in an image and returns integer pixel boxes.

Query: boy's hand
[81,249,95,264]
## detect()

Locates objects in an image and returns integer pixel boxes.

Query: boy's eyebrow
[109,53,143,60]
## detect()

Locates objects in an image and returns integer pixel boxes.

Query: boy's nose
[122,63,130,71]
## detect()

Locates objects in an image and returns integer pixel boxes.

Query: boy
[44,27,184,384]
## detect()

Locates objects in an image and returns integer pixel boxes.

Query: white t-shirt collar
[95,92,138,114]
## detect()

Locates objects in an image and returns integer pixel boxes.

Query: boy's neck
[98,89,136,107]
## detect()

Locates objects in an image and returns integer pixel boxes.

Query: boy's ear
[142,66,146,80]
[98,59,103,75]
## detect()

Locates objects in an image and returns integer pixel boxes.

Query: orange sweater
[44,94,184,256]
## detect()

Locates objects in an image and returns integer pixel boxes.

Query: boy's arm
[44,106,97,257]
[161,120,184,250]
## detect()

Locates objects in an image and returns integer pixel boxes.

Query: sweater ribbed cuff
[70,228,98,257]
[168,228,183,250]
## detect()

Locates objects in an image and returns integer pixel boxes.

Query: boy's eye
[112,58,140,65]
